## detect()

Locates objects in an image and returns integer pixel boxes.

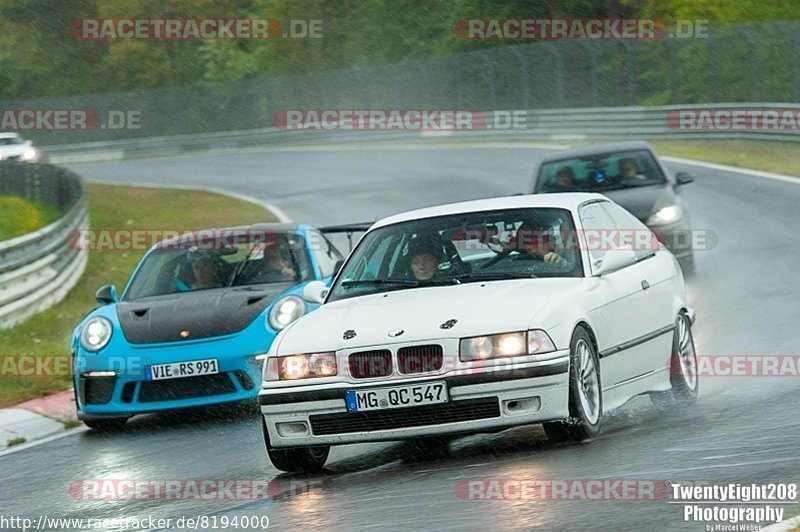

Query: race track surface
[1,144,797,531]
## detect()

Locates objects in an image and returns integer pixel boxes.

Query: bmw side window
[344,234,394,282]
[578,202,617,273]
[600,202,658,262]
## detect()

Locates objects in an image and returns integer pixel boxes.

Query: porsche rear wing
[319,222,373,251]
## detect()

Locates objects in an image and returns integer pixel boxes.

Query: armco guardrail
[0,163,88,329]
[41,103,800,164]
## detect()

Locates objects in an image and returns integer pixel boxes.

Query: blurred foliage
[2,0,796,100]
[0,195,60,241]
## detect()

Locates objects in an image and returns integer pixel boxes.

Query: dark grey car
[530,141,696,272]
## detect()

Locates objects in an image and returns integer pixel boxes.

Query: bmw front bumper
[260,354,570,448]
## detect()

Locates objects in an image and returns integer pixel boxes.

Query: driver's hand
[543,251,565,264]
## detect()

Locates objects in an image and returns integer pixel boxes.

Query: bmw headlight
[268,295,307,330]
[647,204,682,225]
[460,330,555,362]
[265,352,338,381]
[80,317,113,352]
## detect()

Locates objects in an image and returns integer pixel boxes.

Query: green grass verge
[650,140,800,177]
[0,184,275,408]
[6,437,26,447]
[0,195,61,241]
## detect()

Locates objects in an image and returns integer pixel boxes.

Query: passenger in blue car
[190,254,225,289]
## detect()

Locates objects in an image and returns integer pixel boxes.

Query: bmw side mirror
[95,284,117,305]
[594,246,636,276]
[302,280,328,304]
[675,171,695,185]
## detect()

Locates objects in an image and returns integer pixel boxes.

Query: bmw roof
[371,193,609,229]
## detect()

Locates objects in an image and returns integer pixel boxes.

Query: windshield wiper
[340,278,420,288]
[455,271,537,283]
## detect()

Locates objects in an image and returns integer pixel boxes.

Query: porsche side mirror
[302,280,328,304]
[95,284,117,305]
[675,171,695,185]
[594,246,636,276]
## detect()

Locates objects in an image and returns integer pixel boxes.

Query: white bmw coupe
[258,193,698,472]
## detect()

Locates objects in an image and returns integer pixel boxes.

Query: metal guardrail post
[666,40,678,104]
[736,27,760,102]
[777,22,800,102]
[511,46,530,109]
[707,34,720,102]
[477,51,498,110]
[542,43,565,108]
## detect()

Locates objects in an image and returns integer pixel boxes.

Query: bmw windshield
[328,208,582,302]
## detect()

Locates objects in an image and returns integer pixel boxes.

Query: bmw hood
[601,185,676,221]
[117,284,294,344]
[275,279,584,354]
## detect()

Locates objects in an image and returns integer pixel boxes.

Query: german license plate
[146,359,219,381]
[345,382,448,413]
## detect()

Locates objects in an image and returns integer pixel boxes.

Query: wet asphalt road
[1,144,798,531]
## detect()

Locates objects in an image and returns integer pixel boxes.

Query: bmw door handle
[641,280,650,290]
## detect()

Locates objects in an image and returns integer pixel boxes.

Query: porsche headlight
[460,330,555,362]
[648,204,682,225]
[272,352,338,380]
[268,296,307,330]
[80,317,113,352]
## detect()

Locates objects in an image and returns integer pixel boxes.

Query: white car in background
[258,193,699,472]
[0,132,40,162]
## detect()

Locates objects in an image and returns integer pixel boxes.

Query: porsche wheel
[263,418,329,473]
[543,326,602,442]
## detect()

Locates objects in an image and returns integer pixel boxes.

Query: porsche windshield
[328,208,582,302]
[536,149,667,193]
[123,232,313,300]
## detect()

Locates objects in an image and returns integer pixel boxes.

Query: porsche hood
[117,284,294,344]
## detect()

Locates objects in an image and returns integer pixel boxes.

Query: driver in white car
[515,219,567,265]
[406,238,446,282]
